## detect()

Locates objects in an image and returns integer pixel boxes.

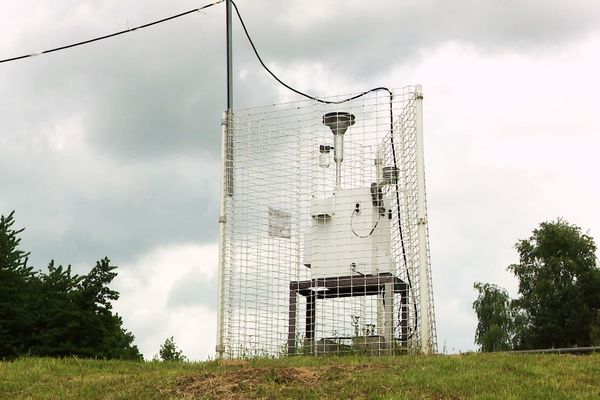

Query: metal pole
[224,0,234,196]
[383,282,394,354]
[216,112,228,359]
[216,0,233,359]
[226,0,233,111]
[415,84,432,354]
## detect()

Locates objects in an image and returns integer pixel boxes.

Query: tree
[28,258,143,360]
[159,337,186,362]
[27,261,84,357]
[0,211,30,269]
[508,219,600,349]
[0,211,143,360]
[74,258,142,360]
[473,282,515,352]
[0,211,34,359]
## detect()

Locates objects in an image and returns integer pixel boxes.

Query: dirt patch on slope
[172,365,369,399]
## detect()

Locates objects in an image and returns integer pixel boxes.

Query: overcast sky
[2,0,600,360]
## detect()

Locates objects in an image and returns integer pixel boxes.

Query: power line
[229,0,391,105]
[1,0,414,326]
[1,0,390,107]
[0,0,223,65]
[229,0,418,325]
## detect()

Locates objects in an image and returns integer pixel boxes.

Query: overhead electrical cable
[229,0,392,105]
[0,0,223,65]
[229,0,417,330]
[1,0,418,331]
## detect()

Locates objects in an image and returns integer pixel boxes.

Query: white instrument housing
[303,187,394,279]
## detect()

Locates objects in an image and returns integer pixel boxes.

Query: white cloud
[2,0,600,357]
[390,37,600,351]
[113,242,219,361]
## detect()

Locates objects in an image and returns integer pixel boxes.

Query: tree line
[0,211,142,360]
[473,219,600,351]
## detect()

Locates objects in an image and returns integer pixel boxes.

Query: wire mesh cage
[216,86,436,358]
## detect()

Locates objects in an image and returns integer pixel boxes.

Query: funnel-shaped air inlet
[323,112,355,136]
[323,112,356,190]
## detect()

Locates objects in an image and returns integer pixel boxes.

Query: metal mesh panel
[217,86,436,358]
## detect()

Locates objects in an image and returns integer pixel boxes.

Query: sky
[1,0,600,359]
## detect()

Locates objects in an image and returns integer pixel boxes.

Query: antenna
[322,112,355,189]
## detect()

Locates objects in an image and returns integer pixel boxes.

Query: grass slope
[1,353,599,399]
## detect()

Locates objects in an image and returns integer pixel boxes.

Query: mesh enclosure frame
[216,86,436,358]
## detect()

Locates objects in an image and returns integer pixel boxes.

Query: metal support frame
[216,112,229,358]
[216,0,234,359]
[226,0,233,111]
[288,274,408,355]
[216,87,435,358]
[415,84,432,354]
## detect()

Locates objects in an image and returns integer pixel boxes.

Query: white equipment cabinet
[303,187,394,279]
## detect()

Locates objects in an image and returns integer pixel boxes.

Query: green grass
[1,353,599,399]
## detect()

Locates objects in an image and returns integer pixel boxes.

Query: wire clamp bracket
[415,87,424,100]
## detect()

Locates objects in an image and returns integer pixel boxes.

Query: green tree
[26,258,142,360]
[0,211,34,359]
[28,261,83,357]
[0,211,143,360]
[75,258,142,360]
[0,211,30,268]
[159,336,186,362]
[473,282,515,352]
[508,219,600,349]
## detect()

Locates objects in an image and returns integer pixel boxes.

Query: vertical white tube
[415,85,432,355]
[374,146,384,183]
[334,134,344,190]
[384,282,394,354]
[215,110,229,359]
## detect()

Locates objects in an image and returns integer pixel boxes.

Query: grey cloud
[167,270,217,309]
[233,0,600,83]
[1,153,220,272]
[1,4,229,270]
[16,25,278,162]
[3,0,600,356]
[4,21,225,162]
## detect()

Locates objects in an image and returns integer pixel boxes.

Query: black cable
[231,1,417,329]
[0,1,223,65]
[350,209,381,238]
[232,0,419,332]
[229,2,413,297]
[387,102,418,329]
[2,0,420,336]
[230,0,392,105]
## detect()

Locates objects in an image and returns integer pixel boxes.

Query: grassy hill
[1,353,599,399]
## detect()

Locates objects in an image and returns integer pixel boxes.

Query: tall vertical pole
[224,0,234,195]
[216,112,228,359]
[415,84,432,354]
[216,0,234,359]
[226,0,233,111]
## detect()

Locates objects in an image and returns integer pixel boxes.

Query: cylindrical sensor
[333,134,344,163]
[319,145,332,168]
[381,166,399,185]
[322,112,355,190]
